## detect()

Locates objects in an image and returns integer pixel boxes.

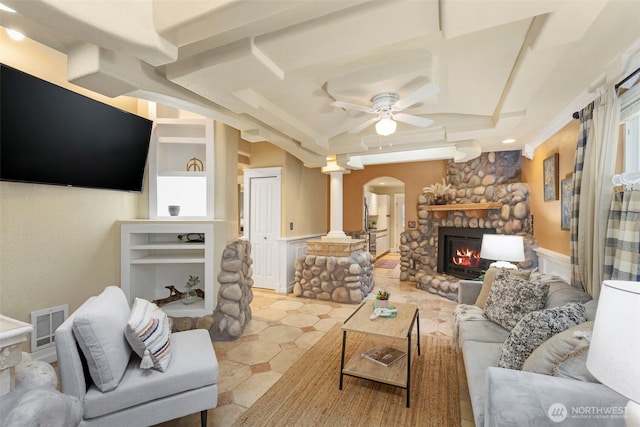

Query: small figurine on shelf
[182,275,200,305]
[375,290,391,308]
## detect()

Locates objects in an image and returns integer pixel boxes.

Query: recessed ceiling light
[0,3,16,13]
[6,28,25,41]
[502,138,516,144]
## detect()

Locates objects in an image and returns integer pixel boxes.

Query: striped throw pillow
[125,298,172,372]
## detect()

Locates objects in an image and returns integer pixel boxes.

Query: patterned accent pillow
[125,298,172,372]
[498,302,586,370]
[484,269,550,331]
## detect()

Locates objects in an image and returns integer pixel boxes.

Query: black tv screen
[0,64,152,192]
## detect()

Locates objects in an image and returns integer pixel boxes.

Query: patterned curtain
[604,190,640,280]
[570,103,593,292]
[570,88,620,299]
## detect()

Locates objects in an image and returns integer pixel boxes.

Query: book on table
[361,344,406,367]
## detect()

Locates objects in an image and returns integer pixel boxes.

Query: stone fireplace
[437,227,494,279]
[400,151,537,301]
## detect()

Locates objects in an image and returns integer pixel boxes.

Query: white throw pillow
[125,298,172,372]
[72,286,131,392]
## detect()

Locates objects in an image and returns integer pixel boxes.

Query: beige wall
[0,33,151,334]
[343,161,447,231]
[521,120,579,255]
[247,142,328,237]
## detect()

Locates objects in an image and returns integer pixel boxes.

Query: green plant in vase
[375,290,391,308]
[182,274,200,305]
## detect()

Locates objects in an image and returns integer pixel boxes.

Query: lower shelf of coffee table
[342,338,410,388]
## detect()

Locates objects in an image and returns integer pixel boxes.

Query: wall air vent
[30,304,68,361]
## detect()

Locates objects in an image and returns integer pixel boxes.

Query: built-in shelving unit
[120,221,214,318]
[148,103,214,219]
[420,202,501,219]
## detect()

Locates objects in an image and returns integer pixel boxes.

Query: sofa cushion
[458,318,510,345]
[72,286,131,392]
[461,341,502,427]
[498,302,586,370]
[528,272,591,308]
[522,321,599,383]
[484,269,550,331]
[125,298,172,372]
[83,329,218,419]
[474,268,532,309]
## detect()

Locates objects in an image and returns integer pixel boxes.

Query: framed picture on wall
[543,154,559,201]
[561,177,572,230]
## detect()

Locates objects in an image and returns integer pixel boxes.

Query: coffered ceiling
[2,0,640,168]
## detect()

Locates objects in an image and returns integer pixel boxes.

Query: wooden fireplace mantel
[421,202,502,219]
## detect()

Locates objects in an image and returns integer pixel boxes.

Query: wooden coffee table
[339,301,420,407]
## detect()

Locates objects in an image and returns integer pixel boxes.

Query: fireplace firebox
[437,227,495,279]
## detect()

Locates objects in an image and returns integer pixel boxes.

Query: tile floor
[157,252,474,426]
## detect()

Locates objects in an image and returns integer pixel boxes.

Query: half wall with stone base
[293,251,374,304]
[173,239,254,341]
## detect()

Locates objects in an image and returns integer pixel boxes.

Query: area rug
[232,324,461,427]
[374,259,399,269]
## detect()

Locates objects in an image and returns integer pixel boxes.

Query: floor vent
[31,304,68,354]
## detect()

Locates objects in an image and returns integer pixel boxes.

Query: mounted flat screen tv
[0,64,152,192]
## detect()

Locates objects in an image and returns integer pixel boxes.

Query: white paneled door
[248,171,281,290]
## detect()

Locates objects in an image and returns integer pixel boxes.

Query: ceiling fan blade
[392,83,439,111]
[393,113,433,127]
[348,117,379,134]
[329,100,374,114]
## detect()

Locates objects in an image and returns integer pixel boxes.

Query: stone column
[322,160,348,239]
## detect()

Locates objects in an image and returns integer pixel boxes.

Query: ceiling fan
[330,83,439,136]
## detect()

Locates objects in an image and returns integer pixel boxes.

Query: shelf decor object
[186,157,204,172]
[587,280,640,427]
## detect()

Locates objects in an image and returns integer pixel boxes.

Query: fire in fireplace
[437,227,495,279]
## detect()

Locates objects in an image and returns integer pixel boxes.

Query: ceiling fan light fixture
[375,117,397,136]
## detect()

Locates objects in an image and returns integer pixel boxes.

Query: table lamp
[479,234,525,270]
[587,280,640,427]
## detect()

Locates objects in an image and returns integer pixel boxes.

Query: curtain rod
[572,67,640,119]
[615,67,640,91]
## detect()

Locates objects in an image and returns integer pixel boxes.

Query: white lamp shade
[587,280,640,403]
[480,234,525,263]
[375,117,397,136]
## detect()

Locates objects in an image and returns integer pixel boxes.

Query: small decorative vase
[182,289,197,305]
[376,299,389,308]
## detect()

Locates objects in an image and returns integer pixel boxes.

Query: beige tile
[258,324,303,344]
[271,300,304,311]
[209,404,245,427]
[298,303,333,315]
[226,340,281,365]
[242,319,269,335]
[233,370,282,408]
[280,313,319,328]
[269,347,306,373]
[314,317,343,332]
[294,330,325,349]
[251,307,288,322]
[216,360,253,393]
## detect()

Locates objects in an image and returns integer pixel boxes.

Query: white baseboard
[30,346,57,363]
[533,247,571,283]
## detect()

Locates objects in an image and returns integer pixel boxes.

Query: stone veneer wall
[400,151,537,301]
[173,240,254,341]
[293,250,374,303]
